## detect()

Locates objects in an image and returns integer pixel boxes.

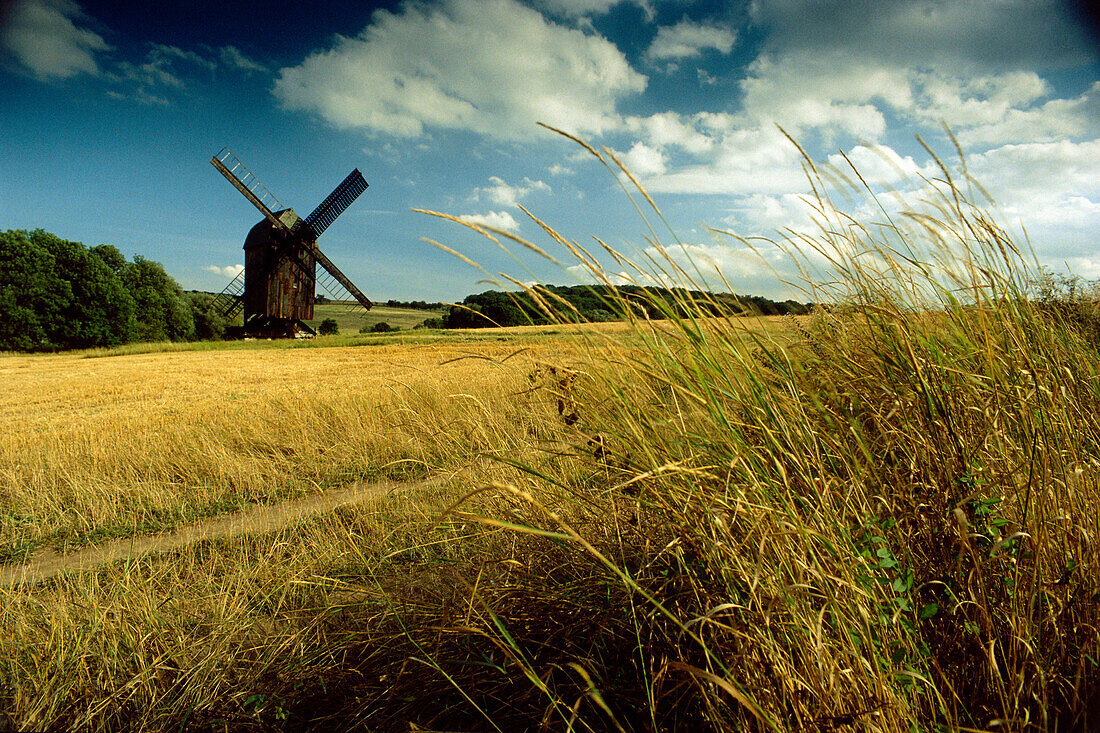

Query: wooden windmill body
[210,148,373,338]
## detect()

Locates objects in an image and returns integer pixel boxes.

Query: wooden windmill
[210,148,373,337]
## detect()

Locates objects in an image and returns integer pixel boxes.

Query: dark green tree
[90,244,127,274]
[0,229,70,350]
[121,256,194,342]
[185,291,234,341]
[37,232,135,348]
[319,318,339,335]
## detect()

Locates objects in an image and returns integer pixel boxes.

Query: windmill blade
[312,245,373,310]
[211,147,292,233]
[211,268,246,318]
[279,245,372,312]
[302,169,368,238]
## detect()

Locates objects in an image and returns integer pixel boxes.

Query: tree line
[438,284,811,329]
[1,228,813,350]
[0,229,233,351]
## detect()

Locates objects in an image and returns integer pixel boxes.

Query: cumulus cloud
[738,53,910,140]
[924,78,1100,148]
[477,176,551,207]
[274,0,646,139]
[1065,256,1100,279]
[536,0,653,19]
[204,264,244,278]
[625,111,715,155]
[726,1,1099,149]
[646,17,736,62]
[616,141,666,177]
[748,0,1095,71]
[459,210,521,232]
[961,140,1100,256]
[612,0,1099,252]
[620,121,808,196]
[824,145,932,187]
[565,239,798,298]
[0,0,110,79]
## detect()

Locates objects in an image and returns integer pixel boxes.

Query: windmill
[210,147,373,338]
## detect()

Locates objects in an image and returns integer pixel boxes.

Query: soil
[1,477,429,587]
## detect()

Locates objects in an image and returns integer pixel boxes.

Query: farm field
[304,303,446,334]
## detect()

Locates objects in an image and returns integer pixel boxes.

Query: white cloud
[965,140,1100,209]
[459,210,521,232]
[628,124,808,196]
[273,0,646,139]
[940,80,1100,148]
[722,192,819,235]
[748,0,1094,71]
[824,145,932,187]
[738,52,909,140]
[1065,257,1100,279]
[960,142,1100,263]
[0,0,110,79]
[616,141,666,177]
[730,2,1098,148]
[625,111,715,155]
[113,45,191,90]
[565,239,799,298]
[536,0,652,19]
[646,17,736,62]
[204,264,244,278]
[477,176,551,207]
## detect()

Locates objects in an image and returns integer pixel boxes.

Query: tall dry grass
[394,133,1100,730]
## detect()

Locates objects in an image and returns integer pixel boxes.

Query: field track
[0,475,445,588]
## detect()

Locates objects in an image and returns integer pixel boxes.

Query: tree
[319,318,339,335]
[38,232,135,348]
[121,256,194,342]
[185,291,235,341]
[90,244,126,274]
[0,230,70,350]
[362,321,396,333]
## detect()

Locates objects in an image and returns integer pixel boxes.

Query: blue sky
[1,0,1098,303]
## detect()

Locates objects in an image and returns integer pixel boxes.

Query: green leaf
[919,603,939,619]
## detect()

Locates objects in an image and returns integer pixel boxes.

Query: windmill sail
[303,169,368,238]
[312,245,373,310]
[210,268,246,317]
[211,148,290,232]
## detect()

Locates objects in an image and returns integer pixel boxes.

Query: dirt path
[1,477,432,588]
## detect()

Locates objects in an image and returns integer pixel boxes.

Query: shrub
[360,321,396,333]
[318,318,339,335]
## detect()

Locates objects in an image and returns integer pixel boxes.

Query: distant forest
[316,295,445,310]
[0,229,233,351]
[438,285,812,329]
